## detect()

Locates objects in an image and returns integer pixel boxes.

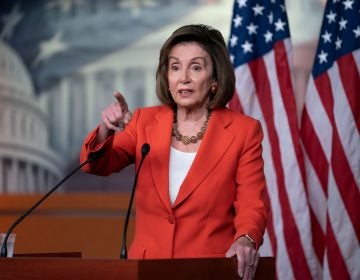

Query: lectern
[0,256,274,280]
[0,194,275,279]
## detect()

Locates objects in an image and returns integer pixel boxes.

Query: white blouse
[169,146,196,205]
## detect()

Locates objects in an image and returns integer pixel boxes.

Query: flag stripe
[331,56,360,188]
[302,144,327,232]
[330,131,360,240]
[301,110,328,193]
[310,208,325,265]
[355,50,360,75]
[274,41,306,184]
[228,89,243,113]
[302,139,327,267]
[337,52,360,132]
[326,215,350,279]
[328,168,360,278]
[264,210,276,255]
[248,56,312,279]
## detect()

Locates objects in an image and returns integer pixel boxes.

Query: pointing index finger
[113,91,128,111]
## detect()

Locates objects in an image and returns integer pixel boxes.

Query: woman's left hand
[225,236,260,279]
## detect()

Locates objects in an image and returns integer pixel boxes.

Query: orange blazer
[80,106,268,259]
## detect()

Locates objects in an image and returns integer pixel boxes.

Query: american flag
[300,0,360,278]
[228,0,319,279]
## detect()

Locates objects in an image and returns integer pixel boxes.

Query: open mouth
[178,89,193,95]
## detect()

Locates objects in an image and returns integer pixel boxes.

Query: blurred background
[0,0,325,194]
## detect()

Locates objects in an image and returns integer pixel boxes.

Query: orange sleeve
[233,120,269,248]
[79,110,141,176]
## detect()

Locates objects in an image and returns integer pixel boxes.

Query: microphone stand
[120,143,150,259]
[0,151,103,258]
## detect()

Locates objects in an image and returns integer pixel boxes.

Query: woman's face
[167,41,215,111]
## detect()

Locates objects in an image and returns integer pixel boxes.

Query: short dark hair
[156,24,235,109]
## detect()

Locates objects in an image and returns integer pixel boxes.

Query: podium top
[0,256,274,280]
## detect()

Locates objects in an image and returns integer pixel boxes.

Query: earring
[211,84,218,93]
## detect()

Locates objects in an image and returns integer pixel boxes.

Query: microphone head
[141,143,150,156]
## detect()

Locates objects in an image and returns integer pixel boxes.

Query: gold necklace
[172,110,211,145]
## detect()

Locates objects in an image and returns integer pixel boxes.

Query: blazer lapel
[172,108,235,208]
[146,107,174,211]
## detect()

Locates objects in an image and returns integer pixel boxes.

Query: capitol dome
[0,42,34,97]
[0,41,64,193]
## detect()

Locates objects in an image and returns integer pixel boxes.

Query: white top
[169,146,196,205]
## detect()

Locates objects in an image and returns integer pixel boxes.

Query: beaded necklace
[172,110,211,145]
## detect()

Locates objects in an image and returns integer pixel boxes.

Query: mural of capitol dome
[0,41,64,193]
[0,0,233,193]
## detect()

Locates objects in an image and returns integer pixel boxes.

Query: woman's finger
[123,111,132,124]
[113,91,128,111]
[235,246,246,279]
[250,253,260,279]
[102,111,121,131]
[242,247,254,280]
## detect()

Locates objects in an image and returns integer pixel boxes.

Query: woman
[80,24,268,280]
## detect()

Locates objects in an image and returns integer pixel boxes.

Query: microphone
[0,149,105,258]
[120,143,150,259]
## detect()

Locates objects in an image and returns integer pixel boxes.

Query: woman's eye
[170,65,179,71]
[192,65,202,71]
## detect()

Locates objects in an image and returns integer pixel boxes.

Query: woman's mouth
[178,89,193,96]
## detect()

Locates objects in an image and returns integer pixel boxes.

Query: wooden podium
[1,194,275,279]
[0,256,274,280]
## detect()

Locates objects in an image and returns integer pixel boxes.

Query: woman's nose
[179,70,190,83]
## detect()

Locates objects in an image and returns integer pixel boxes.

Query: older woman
[80,24,268,280]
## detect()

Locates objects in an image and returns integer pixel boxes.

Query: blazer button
[167,215,175,224]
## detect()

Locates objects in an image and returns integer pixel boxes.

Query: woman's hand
[225,236,260,279]
[98,91,132,143]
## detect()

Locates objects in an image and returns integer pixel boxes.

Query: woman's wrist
[238,234,256,249]
[97,124,114,143]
